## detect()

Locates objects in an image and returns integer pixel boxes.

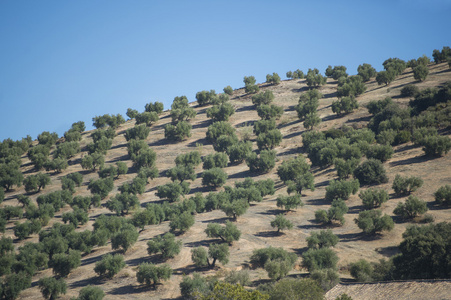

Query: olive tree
[94,254,126,279]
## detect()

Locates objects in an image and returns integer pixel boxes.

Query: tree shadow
[126,255,162,267]
[322,91,337,99]
[278,119,300,129]
[80,254,104,266]
[187,138,209,148]
[394,143,418,153]
[192,119,212,130]
[376,245,399,257]
[284,130,305,140]
[322,114,341,122]
[291,86,309,93]
[292,246,309,256]
[201,217,230,224]
[346,115,372,124]
[148,138,171,147]
[389,154,433,167]
[172,264,208,276]
[110,284,153,295]
[254,230,282,238]
[298,222,324,230]
[107,154,129,163]
[257,209,284,216]
[228,169,253,180]
[70,276,103,288]
[347,204,365,215]
[184,239,214,248]
[236,120,256,127]
[305,198,330,206]
[236,105,256,113]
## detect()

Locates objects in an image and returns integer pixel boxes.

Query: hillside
[2,61,451,299]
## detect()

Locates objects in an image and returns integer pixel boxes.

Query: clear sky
[1,0,450,141]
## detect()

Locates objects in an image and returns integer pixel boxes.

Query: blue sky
[1,0,450,141]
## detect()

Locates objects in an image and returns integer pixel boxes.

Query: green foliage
[24,172,50,193]
[307,230,339,249]
[205,221,241,244]
[266,72,281,85]
[62,208,88,227]
[315,199,348,226]
[133,148,157,168]
[400,84,420,98]
[250,247,297,270]
[202,167,228,188]
[257,104,284,120]
[81,152,105,171]
[227,141,252,164]
[51,249,81,277]
[202,152,228,169]
[366,97,394,116]
[206,103,235,121]
[91,127,116,143]
[334,158,360,180]
[295,89,322,120]
[111,223,139,252]
[174,151,201,167]
[1,272,32,300]
[147,232,182,260]
[246,150,276,173]
[0,161,23,191]
[376,70,396,86]
[337,75,366,98]
[305,68,327,87]
[191,247,209,268]
[145,101,164,114]
[206,121,236,143]
[77,285,105,300]
[365,144,393,162]
[61,172,83,193]
[270,214,293,233]
[191,244,230,268]
[106,192,139,215]
[199,282,269,300]
[354,209,394,234]
[420,135,451,157]
[244,76,260,94]
[38,131,59,147]
[125,124,151,141]
[126,108,139,119]
[92,113,125,129]
[325,65,347,80]
[156,180,190,202]
[325,179,359,201]
[435,185,451,206]
[393,222,451,279]
[220,198,249,220]
[118,176,147,195]
[383,57,407,76]
[413,64,429,81]
[252,90,275,107]
[266,278,323,300]
[88,177,114,199]
[14,219,41,240]
[304,112,322,130]
[393,195,428,219]
[331,96,359,115]
[196,90,216,106]
[276,194,303,212]
[359,188,389,209]
[392,174,423,196]
[302,247,338,272]
[38,276,67,300]
[86,136,112,155]
[167,165,196,182]
[94,254,125,279]
[170,96,196,121]
[353,159,388,185]
[311,268,340,291]
[256,129,282,150]
[223,85,233,95]
[350,259,373,282]
[169,211,195,233]
[180,272,217,299]
[253,119,276,136]
[357,63,377,82]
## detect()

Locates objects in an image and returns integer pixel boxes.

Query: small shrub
[354,210,394,235]
[325,179,359,201]
[270,214,293,233]
[400,85,420,98]
[223,85,233,95]
[202,152,228,169]
[315,199,348,226]
[393,195,428,219]
[302,248,338,272]
[136,263,172,287]
[392,174,423,196]
[420,135,451,157]
[306,230,339,249]
[252,90,274,106]
[147,232,182,260]
[359,188,389,209]
[202,168,228,188]
[353,159,388,185]
[246,150,276,173]
[435,185,451,206]
[94,254,125,279]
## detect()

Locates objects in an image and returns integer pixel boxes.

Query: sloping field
[2,62,450,299]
